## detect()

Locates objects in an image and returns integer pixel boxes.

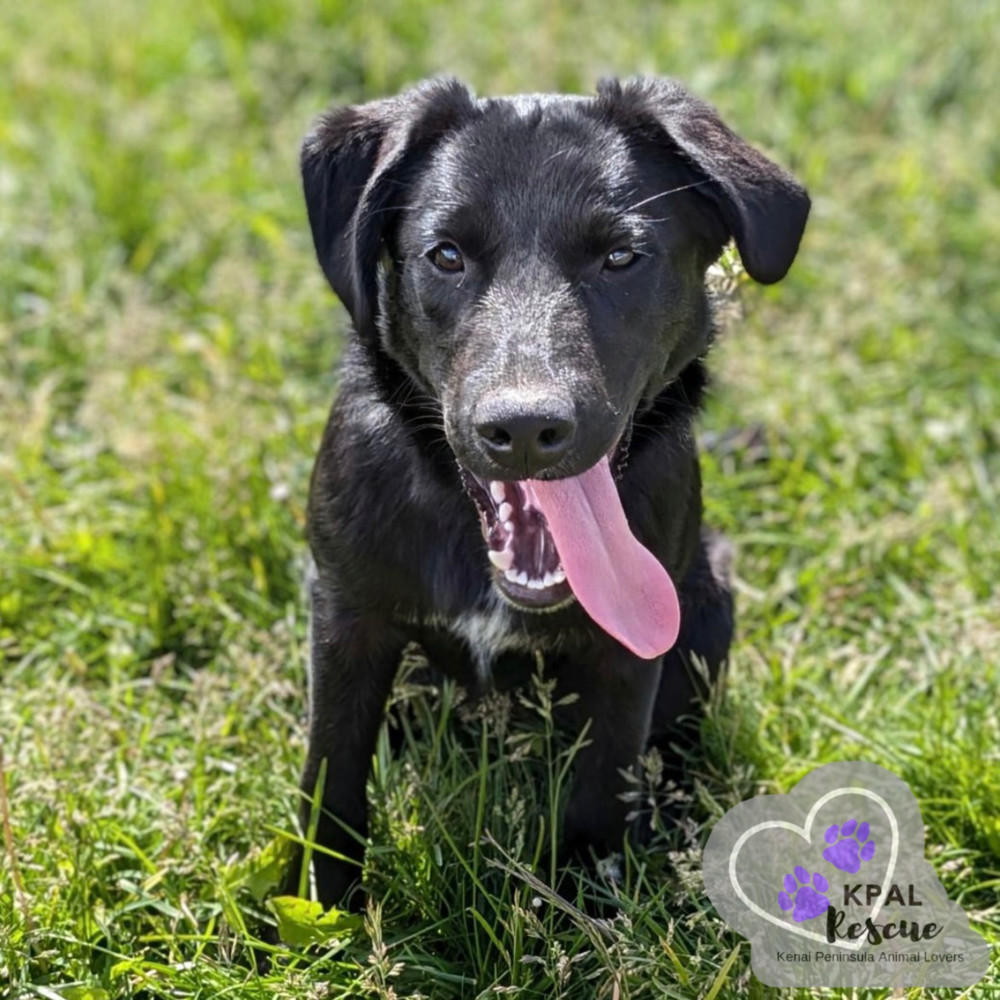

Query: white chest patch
[394,590,566,679]
[448,600,534,676]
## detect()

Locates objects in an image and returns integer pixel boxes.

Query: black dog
[291,76,808,908]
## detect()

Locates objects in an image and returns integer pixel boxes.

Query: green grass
[1,0,998,996]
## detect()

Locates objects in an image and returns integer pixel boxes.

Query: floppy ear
[301,78,477,339]
[594,78,810,284]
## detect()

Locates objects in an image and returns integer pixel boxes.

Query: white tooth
[528,578,545,590]
[516,571,529,586]
[542,572,555,587]
[498,502,513,521]
[488,549,514,571]
[503,521,514,532]
[490,481,506,503]
[505,568,519,583]
[552,569,566,584]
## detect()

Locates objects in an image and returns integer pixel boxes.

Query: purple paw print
[823,819,876,873]
[778,866,830,923]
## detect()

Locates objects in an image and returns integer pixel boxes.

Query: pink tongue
[524,457,680,659]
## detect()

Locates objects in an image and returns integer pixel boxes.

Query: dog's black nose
[475,397,576,476]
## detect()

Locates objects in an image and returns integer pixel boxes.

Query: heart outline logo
[728,786,900,949]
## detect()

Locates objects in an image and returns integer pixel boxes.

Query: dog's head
[302,78,808,653]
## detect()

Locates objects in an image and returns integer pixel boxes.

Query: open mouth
[460,472,574,610]
[458,427,681,660]
[460,430,631,611]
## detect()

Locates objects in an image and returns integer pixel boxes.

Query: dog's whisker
[358,201,470,227]
[623,180,711,213]
[400,393,444,413]
[400,419,446,433]
[540,148,570,167]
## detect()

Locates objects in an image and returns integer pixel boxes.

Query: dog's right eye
[428,243,465,273]
[604,247,638,270]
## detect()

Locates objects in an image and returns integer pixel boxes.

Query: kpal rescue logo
[702,761,989,987]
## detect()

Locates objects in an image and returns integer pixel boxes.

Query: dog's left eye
[428,243,465,273]
[604,247,637,270]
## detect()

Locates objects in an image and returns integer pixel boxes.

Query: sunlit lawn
[1,0,997,996]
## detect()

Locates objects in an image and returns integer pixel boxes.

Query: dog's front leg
[293,576,403,909]
[559,646,663,858]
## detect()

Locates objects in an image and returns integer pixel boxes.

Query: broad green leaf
[267,895,363,948]
[223,836,295,902]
